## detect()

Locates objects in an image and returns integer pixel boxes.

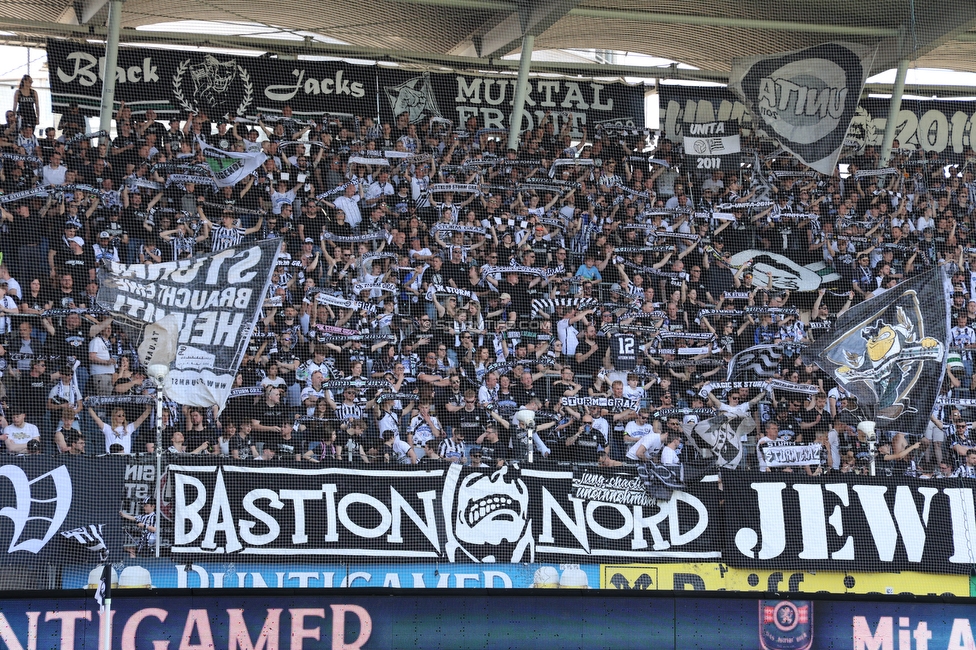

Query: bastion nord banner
[169,462,720,563]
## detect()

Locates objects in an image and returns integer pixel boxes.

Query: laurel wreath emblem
[172,59,254,117]
[172,60,193,113]
[236,65,253,116]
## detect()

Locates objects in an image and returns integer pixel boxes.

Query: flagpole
[102,594,112,650]
[96,562,113,650]
[149,364,170,558]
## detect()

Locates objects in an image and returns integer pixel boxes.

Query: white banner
[197,138,269,188]
[96,240,281,412]
[762,443,823,467]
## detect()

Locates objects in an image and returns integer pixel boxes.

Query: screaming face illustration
[189,55,238,108]
[455,465,529,547]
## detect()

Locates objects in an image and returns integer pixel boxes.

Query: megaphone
[515,410,536,464]
[514,409,536,428]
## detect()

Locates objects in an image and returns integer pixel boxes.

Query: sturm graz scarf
[312,291,377,313]
[1,153,42,165]
[430,224,487,236]
[425,285,478,302]
[429,183,481,194]
[352,282,398,295]
[321,231,387,243]
[560,396,640,409]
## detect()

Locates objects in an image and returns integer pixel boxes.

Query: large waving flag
[729,42,877,175]
[198,137,268,187]
[804,268,948,432]
[96,239,281,412]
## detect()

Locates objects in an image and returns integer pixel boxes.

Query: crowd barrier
[3,456,976,595]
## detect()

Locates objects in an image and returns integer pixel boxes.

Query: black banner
[377,69,644,139]
[169,461,719,563]
[661,85,976,160]
[0,457,125,564]
[804,268,948,433]
[47,40,377,118]
[852,97,976,160]
[722,472,975,574]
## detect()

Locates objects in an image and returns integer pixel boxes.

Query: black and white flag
[727,344,783,381]
[728,42,878,175]
[805,268,948,431]
[690,414,746,470]
[94,562,112,609]
[96,239,281,412]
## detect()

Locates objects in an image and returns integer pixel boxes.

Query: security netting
[0,10,976,593]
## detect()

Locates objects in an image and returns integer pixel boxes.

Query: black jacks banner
[95,239,281,412]
[722,472,976,574]
[660,85,976,160]
[47,40,377,118]
[0,457,125,564]
[46,40,646,137]
[168,462,720,563]
[376,69,645,138]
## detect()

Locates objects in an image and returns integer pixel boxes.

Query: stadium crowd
[1,72,975,479]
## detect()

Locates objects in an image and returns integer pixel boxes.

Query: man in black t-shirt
[442,247,467,287]
[183,407,219,454]
[250,387,288,447]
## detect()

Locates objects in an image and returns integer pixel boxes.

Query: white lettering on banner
[0,465,73,554]
[757,78,846,120]
[264,68,366,102]
[734,482,969,564]
[689,122,726,135]
[4,605,374,650]
[171,465,717,560]
[174,565,514,589]
[453,78,615,137]
[56,51,160,87]
[175,468,443,555]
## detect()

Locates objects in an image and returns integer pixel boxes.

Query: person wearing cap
[119,497,156,558]
[468,446,489,468]
[3,404,38,453]
[92,230,120,264]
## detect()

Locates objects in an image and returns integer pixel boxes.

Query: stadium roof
[1,0,975,92]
